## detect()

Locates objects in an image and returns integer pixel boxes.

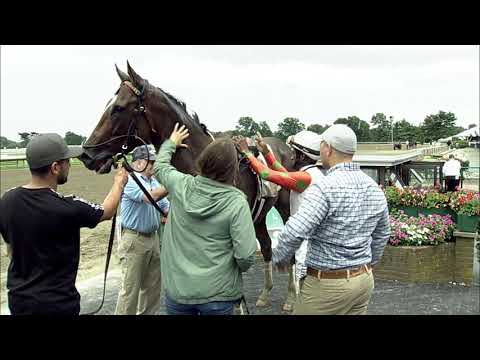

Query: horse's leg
[275,189,296,312]
[255,219,274,308]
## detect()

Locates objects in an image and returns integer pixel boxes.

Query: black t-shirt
[0,187,104,312]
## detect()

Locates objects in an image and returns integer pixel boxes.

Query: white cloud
[1,45,478,142]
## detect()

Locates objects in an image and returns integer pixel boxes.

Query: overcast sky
[1,45,478,142]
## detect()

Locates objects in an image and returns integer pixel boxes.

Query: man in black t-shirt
[0,133,128,315]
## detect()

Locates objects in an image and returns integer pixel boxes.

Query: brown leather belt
[122,228,156,237]
[307,264,372,279]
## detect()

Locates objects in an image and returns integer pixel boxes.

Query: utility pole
[390,115,394,148]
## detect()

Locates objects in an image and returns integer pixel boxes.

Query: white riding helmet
[286,130,321,161]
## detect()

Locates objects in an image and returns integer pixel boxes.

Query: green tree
[334,116,371,141]
[274,117,305,141]
[370,113,392,142]
[420,111,459,143]
[18,132,39,147]
[0,136,19,149]
[64,131,86,145]
[307,124,330,135]
[258,121,273,137]
[234,117,261,137]
[392,119,418,142]
[468,123,478,129]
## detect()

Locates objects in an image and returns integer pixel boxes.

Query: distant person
[443,154,462,192]
[272,124,390,315]
[405,140,410,149]
[154,124,257,315]
[115,145,170,315]
[0,133,128,315]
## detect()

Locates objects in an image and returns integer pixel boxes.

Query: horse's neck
[147,94,212,175]
[153,125,212,176]
[175,129,211,175]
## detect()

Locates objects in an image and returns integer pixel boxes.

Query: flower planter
[374,243,455,283]
[418,207,456,221]
[456,215,480,233]
[397,206,418,217]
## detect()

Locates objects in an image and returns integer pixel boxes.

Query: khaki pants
[294,270,374,315]
[115,229,161,315]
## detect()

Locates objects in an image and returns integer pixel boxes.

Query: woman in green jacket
[154,124,257,315]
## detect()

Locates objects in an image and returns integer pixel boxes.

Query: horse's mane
[153,85,209,136]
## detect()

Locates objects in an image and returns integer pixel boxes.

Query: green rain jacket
[153,140,257,304]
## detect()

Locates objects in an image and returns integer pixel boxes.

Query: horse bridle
[83,80,154,172]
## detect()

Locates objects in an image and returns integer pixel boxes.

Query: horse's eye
[111,105,125,115]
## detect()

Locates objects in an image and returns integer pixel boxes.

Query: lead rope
[82,213,116,315]
[82,154,168,315]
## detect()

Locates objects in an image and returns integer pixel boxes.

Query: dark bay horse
[79,62,298,311]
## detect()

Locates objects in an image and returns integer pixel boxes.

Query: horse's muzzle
[78,152,114,174]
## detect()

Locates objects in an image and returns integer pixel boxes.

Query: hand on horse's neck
[152,121,212,176]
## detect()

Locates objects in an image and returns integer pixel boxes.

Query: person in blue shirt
[115,145,169,315]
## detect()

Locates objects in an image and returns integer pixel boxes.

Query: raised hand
[232,135,250,154]
[255,132,269,155]
[169,123,190,149]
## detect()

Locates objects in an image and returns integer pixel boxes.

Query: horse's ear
[127,61,144,87]
[115,64,130,82]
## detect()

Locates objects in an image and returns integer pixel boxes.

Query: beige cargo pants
[115,229,161,315]
[294,271,374,315]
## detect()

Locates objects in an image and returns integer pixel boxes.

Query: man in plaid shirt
[272,124,390,315]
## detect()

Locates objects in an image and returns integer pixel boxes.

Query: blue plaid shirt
[272,162,390,271]
[121,174,170,234]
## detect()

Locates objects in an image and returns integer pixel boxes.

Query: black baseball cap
[26,133,84,169]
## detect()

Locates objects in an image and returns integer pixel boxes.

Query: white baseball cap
[320,124,357,154]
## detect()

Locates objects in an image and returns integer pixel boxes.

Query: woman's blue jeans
[165,295,236,315]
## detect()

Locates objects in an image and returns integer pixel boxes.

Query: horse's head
[80,62,213,174]
[80,62,162,173]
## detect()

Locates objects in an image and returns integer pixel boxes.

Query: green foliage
[468,123,478,129]
[0,136,19,149]
[64,131,86,145]
[222,111,462,145]
[453,139,469,149]
[393,119,418,142]
[422,191,450,209]
[389,212,456,246]
[384,186,402,207]
[17,132,39,147]
[457,199,480,216]
[370,113,391,142]
[421,111,460,143]
[449,191,480,215]
[307,124,330,135]
[274,117,305,141]
[334,116,371,141]
[258,121,273,137]
[235,117,261,137]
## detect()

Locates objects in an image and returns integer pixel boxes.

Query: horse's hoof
[282,303,294,312]
[256,298,272,308]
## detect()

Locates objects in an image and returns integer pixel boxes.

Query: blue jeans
[165,295,236,315]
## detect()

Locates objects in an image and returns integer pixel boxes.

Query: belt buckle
[364,264,371,274]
